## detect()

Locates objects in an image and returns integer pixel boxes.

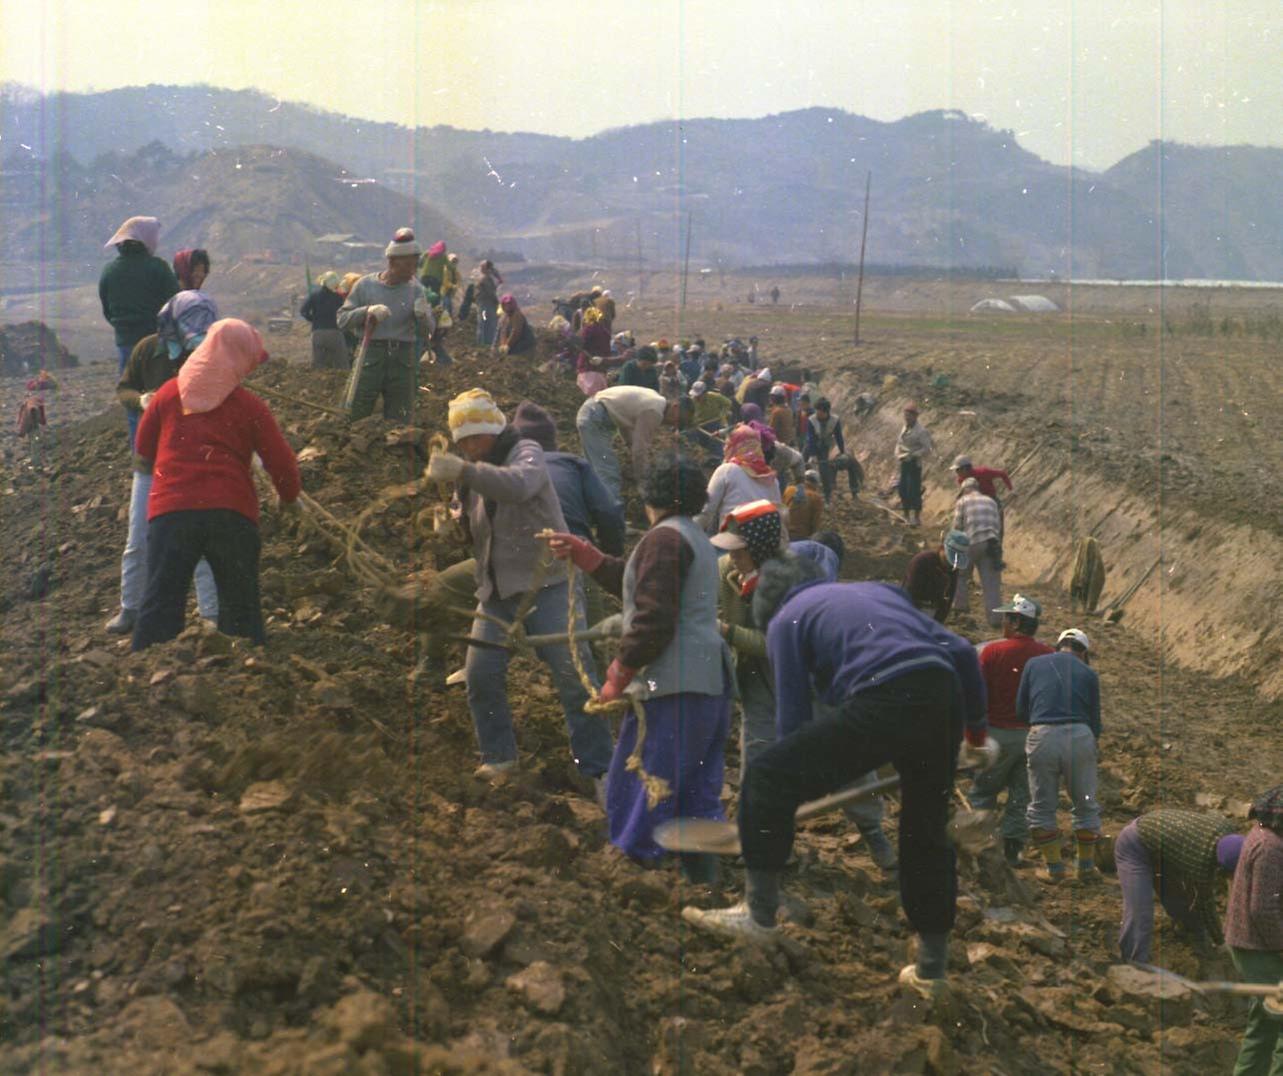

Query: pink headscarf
[176,319,269,415]
[724,425,774,479]
[105,216,161,254]
[500,294,518,313]
[427,240,447,258]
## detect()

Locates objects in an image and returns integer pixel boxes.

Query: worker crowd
[95,215,1283,1065]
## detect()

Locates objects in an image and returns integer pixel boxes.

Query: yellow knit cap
[448,388,506,442]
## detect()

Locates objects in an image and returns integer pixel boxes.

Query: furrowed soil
[2,285,1280,1074]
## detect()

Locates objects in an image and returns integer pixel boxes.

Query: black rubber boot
[1004,838,1026,868]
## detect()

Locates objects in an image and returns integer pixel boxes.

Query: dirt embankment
[820,361,1283,698]
[0,324,1264,1073]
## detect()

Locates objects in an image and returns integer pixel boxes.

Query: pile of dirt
[1,319,79,376]
[0,323,1254,1073]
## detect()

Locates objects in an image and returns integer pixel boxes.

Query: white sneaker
[681,902,778,945]
[898,964,949,1002]
[473,760,518,780]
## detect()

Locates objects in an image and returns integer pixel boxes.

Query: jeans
[1230,948,1283,1076]
[739,667,962,935]
[954,538,1004,627]
[1025,723,1100,834]
[575,398,623,509]
[133,510,264,651]
[465,580,614,777]
[345,339,417,421]
[967,725,1031,840]
[118,345,140,444]
[121,472,217,619]
[1114,818,1209,964]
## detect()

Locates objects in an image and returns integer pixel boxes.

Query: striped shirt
[1137,810,1234,943]
[953,491,1002,545]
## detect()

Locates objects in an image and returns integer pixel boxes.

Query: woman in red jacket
[131,318,301,650]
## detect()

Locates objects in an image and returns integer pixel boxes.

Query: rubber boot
[1031,829,1066,883]
[679,853,721,887]
[1075,829,1100,882]
[1003,838,1026,868]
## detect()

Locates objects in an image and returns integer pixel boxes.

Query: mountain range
[2,82,1280,280]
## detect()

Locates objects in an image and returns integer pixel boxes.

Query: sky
[3,0,1280,171]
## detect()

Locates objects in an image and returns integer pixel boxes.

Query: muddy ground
[1,298,1278,1073]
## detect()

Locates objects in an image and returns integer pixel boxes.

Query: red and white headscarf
[724,425,774,479]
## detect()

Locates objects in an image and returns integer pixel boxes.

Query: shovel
[654,774,901,856]
[653,767,992,856]
[340,317,377,414]
[1131,964,1283,1015]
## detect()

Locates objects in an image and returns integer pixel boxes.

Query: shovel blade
[653,818,742,856]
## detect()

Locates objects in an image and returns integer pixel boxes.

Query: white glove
[367,304,392,324]
[425,450,465,482]
[959,737,1001,771]
[414,297,430,319]
[138,391,155,411]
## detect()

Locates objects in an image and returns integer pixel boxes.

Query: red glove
[964,726,987,748]
[596,659,636,705]
[544,531,605,573]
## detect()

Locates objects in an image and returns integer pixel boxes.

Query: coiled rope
[558,556,672,809]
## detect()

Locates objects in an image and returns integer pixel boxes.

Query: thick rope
[560,557,671,809]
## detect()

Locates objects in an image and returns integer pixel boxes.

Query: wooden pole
[681,211,693,309]
[853,170,872,346]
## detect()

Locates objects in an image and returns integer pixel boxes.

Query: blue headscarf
[157,290,219,360]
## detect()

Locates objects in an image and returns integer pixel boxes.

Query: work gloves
[413,297,430,319]
[425,450,465,482]
[138,391,155,411]
[367,304,392,324]
[959,734,1001,770]
[596,659,636,705]
[541,531,605,574]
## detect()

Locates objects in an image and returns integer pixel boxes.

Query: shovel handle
[795,774,901,821]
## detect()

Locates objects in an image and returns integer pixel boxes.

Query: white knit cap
[448,388,506,442]
[385,227,421,258]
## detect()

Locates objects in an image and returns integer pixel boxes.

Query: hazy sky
[4,0,1279,170]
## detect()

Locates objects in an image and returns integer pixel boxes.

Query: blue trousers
[607,689,731,861]
[465,581,614,777]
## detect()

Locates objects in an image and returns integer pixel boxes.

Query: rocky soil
[0,311,1271,1073]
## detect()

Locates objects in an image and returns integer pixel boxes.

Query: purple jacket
[766,581,986,739]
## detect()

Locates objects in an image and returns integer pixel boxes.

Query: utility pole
[681,212,693,309]
[853,170,871,347]
[635,218,644,302]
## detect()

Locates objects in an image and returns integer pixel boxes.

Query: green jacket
[718,554,768,660]
[418,251,448,286]
[99,251,179,347]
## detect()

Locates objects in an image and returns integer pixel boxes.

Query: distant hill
[0,137,471,278]
[2,82,1280,280]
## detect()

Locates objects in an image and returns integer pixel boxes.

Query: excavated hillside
[0,319,1270,1073]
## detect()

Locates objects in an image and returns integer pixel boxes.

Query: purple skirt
[606,690,731,861]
